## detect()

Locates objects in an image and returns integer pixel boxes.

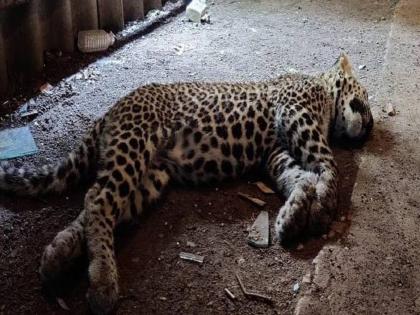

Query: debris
[358,64,366,70]
[20,110,39,119]
[56,297,70,311]
[158,296,167,301]
[302,273,311,284]
[0,127,38,160]
[224,288,236,300]
[186,241,197,247]
[201,13,211,24]
[255,181,275,194]
[238,192,266,207]
[39,83,53,94]
[235,272,273,304]
[386,103,396,116]
[293,282,300,293]
[174,44,186,55]
[186,0,208,23]
[247,211,270,248]
[179,252,204,264]
[78,30,115,53]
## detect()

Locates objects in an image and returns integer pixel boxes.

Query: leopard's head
[326,53,373,143]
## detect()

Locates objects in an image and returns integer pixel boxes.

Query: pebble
[386,103,396,116]
[293,282,300,293]
[302,273,311,284]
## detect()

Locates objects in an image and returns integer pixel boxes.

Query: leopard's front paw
[87,283,119,315]
[275,195,314,245]
[308,199,333,236]
[39,230,81,284]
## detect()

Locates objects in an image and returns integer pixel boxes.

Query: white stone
[247,211,269,248]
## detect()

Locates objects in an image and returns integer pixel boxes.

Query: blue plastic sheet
[0,126,38,160]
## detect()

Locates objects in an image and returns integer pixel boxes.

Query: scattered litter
[248,211,270,248]
[186,0,208,23]
[0,127,38,160]
[386,103,396,116]
[39,83,53,94]
[287,67,298,74]
[78,30,115,53]
[235,272,273,304]
[255,181,275,194]
[224,288,236,300]
[56,297,70,311]
[186,241,197,248]
[302,273,311,284]
[292,282,300,293]
[238,192,266,207]
[174,44,186,55]
[201,13,211,24]
[20,110,39,119]
[358,64,366,70]
[179,252,204,264]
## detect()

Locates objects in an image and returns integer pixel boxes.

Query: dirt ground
[1,0,419,314]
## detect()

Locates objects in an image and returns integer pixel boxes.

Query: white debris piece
[247,211,269,248]
[358,64,366,70]
[386,103,396,116]
[293,282,300,293]
[78,30,115,53]
[186,0,208,23]
[255,181,275,194]
[238,192,266,207]
[179,252,204,264]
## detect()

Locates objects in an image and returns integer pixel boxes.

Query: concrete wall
[0,0,164,96]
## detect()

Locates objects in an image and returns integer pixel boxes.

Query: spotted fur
[0,53,372,314]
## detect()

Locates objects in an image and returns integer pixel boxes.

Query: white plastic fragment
[179,252,204,264]
[358,64,366,70]
[186,0,208,23]
[247,211,269,248]
[56,297,70,311]
[78,30,115,53]
[255,181,275,194]
[224,288,236,300]
[238,192,266,207]
[293,282,300,293]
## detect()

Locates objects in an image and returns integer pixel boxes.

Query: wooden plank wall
[0,0,165,96]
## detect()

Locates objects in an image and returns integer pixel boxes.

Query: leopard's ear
[337,52,353,75]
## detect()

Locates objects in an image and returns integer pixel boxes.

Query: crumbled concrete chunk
[247,211,269,248]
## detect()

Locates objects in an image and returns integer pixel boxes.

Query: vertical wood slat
[123,0,144,22]
[0,21,7,95]
[21,0,43,72]
[144,0,162,13]
[72,0,98,31]
[45,0,73,52]
[97,0,124,32]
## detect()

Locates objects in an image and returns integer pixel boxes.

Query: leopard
[0,53,373,314]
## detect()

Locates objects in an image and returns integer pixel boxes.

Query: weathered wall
[0,0,164,96]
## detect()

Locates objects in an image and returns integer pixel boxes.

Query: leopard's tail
[0,119,103,196]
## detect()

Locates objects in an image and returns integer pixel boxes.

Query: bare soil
[1,0,410,314]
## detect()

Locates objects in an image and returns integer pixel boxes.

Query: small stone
[386,103,396,116]
[358,64,366,70]
[328,230,335,239]
[158,296,167,301]
[297,243,304,250]
[415,296,420,312]
[293,282,300,293]
[302,273,311,284]
[187,241,197,247]
[247,211,269,248]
